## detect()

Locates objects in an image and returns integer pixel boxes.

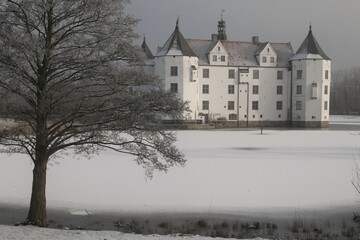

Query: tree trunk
[24,156,48,227]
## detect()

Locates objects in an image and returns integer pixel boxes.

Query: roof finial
[221,9,225,21]
[309,21,312,33]
[176,16,180,29]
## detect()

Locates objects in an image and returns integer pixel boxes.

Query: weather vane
[221,9,225,20]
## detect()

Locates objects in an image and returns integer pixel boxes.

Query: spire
[176,16,179,29]
[292,25,330,60]
[217,10,227,40]
[141,36,154,59]
[156,19,197,57]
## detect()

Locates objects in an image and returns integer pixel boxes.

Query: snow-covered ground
[1,116,360,210]
[0,225,269,240]
[330,115,360,125]
[1,115,360,239]
[1,122,359,210]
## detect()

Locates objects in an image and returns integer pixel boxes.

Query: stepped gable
[292,25,330,60]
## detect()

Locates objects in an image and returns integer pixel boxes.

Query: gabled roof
[292,26,330,60]
[255,42,268,55]
[186,39,293,67]
[141,37,154,59]
[156,20,197,57]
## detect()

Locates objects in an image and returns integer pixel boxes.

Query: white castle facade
[142,17,331,128]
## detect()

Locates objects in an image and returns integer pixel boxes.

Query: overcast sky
[127,0,359,70]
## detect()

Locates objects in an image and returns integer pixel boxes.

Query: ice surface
[1,119,359,211]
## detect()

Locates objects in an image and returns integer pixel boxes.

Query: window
[203,68,209,78]
[202,101,209,110]
[253,70,259,79]
[202,84,209,94]
[218,47,221,51]
[296,101,302,110]
[296,85,302,95]
[311,83,318,99]
[229,114,237,120]
[228,69,235,79]
[297,70,302,79]
[276,101,283,110]
[228,85,235,94]
[325,70,329,79]
[277,85,283,95]
[277,70,283,80]
[170,66,178,76]
[212,55,217,62]
[252,101,259,110]
[228,101,235,110]
[262,56,267,63]
[324,85,329,95]
[252,85,259,94]
[324,101,328,110]
[170,83,178,93]
[221,55,226,62]
[267,48,270,52]
[270,57,275,63]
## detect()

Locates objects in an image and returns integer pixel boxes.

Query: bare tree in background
[331,67,360,115]
[0,0,186,227]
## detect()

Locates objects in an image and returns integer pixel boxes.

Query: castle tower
[290,25,331,127]
[141,36,154,60]
[154,19,199,120]
[217,11,227,40]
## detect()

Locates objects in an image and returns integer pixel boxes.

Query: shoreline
[1,201,359,239]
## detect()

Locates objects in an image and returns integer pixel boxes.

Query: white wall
[291,58,331,123]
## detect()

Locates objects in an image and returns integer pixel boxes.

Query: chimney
[211,34,218,42]
[252,36,259,44]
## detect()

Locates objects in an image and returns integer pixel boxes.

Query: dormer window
[267,48,270,52]
[213,55,217,62]
[221,55,226,62]
[262,56,267,63]
[270,57,275,63]
[218,47,221,51]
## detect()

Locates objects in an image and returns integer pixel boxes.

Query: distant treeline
[330,66,360,115]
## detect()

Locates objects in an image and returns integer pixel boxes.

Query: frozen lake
[1,116,360,210]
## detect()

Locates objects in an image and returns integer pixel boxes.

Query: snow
[1,116,360,239]
[0,225,268,240]
[1,117,360,211]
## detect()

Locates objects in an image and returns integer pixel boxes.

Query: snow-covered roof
[156,21,197,57]
[186,39,293,67]
[141,37,154,59]
[291,26,330,61]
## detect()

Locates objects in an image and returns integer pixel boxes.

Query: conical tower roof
[156,19,197,57]
[292,26,330,60]
[141,37,154,59]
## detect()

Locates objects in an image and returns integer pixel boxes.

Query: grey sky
[127,0,359,70]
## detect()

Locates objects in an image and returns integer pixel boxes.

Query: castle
[142,16,331,128]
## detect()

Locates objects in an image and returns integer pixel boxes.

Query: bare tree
[331,67,360,115]
[0,0,186,227]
